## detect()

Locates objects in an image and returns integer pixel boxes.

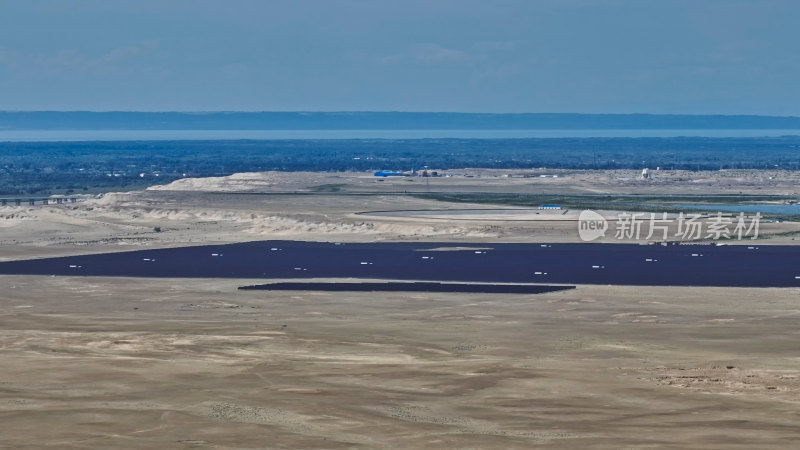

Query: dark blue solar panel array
[0,241,797,287]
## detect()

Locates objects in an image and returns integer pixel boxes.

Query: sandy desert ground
[1,170,799,448]
[2,170,800,262]
[2,277,799,449]
[145,168,800,196]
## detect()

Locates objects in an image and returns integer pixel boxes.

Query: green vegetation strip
[413,193,799,218]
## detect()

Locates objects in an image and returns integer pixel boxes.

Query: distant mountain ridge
[2,111,800,130]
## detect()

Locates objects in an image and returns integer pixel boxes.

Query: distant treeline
[1,137,800,195]
[3,111,800,130]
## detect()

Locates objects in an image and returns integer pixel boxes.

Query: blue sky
[1,0,798,114]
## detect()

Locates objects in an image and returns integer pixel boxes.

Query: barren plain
[1,169,799,449]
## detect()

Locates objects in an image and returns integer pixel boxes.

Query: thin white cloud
[99,39,160,64]
[1,40,161,72]
[0,49,20,66]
